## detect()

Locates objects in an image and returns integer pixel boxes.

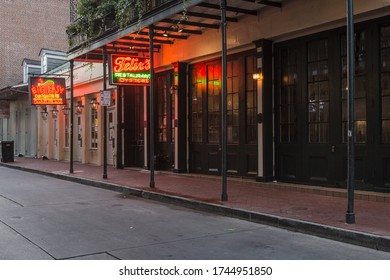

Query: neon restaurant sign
[29,77,66,105]
[109,54,151,86]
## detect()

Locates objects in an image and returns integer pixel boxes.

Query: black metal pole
[346,0,356,224]
[116,87,123,169]
[69,59,74,174]
[220,0,228,201]
[149,25,155,188]
[102,46,108,179]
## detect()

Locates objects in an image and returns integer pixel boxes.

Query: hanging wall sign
[109,54,151,86]
[29,77,66,105]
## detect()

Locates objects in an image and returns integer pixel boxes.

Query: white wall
[157,0,390,66]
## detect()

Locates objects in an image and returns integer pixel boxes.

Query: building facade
[0,0,70,156]
[62,0,390,192]
[0,0,69,89]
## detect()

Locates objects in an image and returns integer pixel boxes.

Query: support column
[173,62,188,173]
[253,39,274,182]
[102,46,108,179]
[69,59,74,174]
[116,86,123,169]
[220,0,228,201]
[346,0,356,224]
[149,25,155,188]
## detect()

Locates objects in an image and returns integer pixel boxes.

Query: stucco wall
[157,0,390,66]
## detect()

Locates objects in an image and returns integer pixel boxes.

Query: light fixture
[172,24,183,33]
[252,68,263,80]
[62,105,70,115]
[90,97,99,110]
[163,30,169,37]
[41,106,48,120]
[51,105,59,119]
[170,85,178,95]
[75,101,84,115]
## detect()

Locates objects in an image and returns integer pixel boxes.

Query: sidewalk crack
[0,219,56,259]
[0,195,24,207]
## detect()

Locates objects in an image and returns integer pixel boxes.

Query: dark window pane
[382,120,390,143]
[341,32,367,143]
[382,96,390,119]
[308,39,329,143]
[382,26,390,143]
[280,124,289,143]
[191,66,203,142]
[356,121,366,143]
[309,124,319,143]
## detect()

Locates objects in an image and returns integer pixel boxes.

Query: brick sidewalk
[1,157,390,250]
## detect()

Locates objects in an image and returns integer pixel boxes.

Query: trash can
[0,141,14,163]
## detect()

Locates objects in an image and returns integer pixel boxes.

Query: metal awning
[67,0,282,61]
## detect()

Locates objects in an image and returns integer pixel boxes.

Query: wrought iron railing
[67,0,175,50]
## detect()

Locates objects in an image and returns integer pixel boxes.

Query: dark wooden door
[189,61,221,174]
[123,86,144,167]
[154,71,175,170]
[275,36,338,184]
[189,52,258,177]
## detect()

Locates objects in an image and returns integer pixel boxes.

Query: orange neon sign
[29,77,66,105]
[109,54,151,86]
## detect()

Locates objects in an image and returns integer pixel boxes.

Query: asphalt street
[1,166,390,260]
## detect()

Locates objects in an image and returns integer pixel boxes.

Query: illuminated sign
[109,54,151,86]
[29,77,66,105]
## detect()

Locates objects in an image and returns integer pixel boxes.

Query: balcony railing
[67,0,176,50]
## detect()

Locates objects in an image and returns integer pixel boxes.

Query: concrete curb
[2,162,390,253]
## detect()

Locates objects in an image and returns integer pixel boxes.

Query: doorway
[188,52,258,177]
[107,108,116,165]
[75,115,82,162]
[123,86,144,167]
[154,70,175,170]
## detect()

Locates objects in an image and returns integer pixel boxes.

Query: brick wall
[0,0,70,89]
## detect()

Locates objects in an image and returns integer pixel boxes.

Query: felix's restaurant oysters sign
[109,54,151,86]
[29,77,66,105]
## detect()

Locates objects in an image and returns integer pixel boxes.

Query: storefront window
[171,85,175,143]
[341,31,367,143]
[307,39,329,143]
[246,55,257,144]
[91,106,98,148]
[280,48,297,143]
[64,114,69,148]
[207,64,221,143]
[381,26,390,143]
[191,65,203,143]
[157,76,167,142]
[227,59,239,143]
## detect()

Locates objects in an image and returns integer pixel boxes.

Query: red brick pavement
[2,157,390,237]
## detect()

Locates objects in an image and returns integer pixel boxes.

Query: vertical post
[346,0,356,224]
[102,46,108,179]
[69,59,74,174]
[116,86,123,169]
[220,0,228,201]
[149,25,155,188]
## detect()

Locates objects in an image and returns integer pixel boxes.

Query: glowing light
[109,54,151,86]
[30,77,66,105]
